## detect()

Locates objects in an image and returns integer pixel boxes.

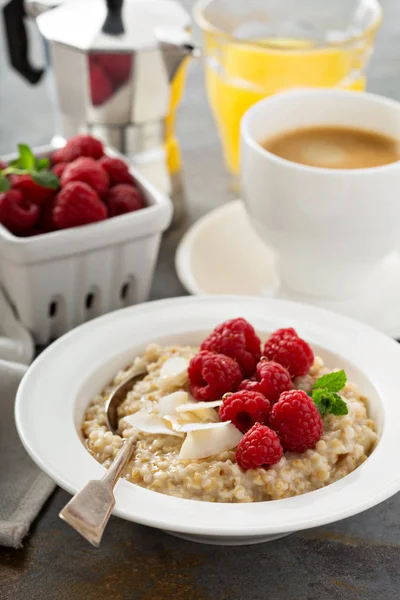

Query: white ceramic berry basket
[0,144,172,344]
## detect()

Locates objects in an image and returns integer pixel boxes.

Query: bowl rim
[15,295,400,537]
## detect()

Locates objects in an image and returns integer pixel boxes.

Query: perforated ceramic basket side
[0,145,172,345]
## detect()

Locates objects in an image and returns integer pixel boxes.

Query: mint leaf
[8,158,20,168]
[312,389,348,417]
[18,144,36,170]
[313,370,347,393]
[31,170,59,190]
[0,176,10,192]
[36,157,50,171]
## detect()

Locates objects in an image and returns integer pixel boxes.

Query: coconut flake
[176,400,223,412]
[178,422,243,459]
[178,421,228,433]
[158,391,188,416]
[176,400,222,423]
[163,417,224,433]
[159,357,189,390]
[160,356,189,379]
[124,410,183,437]
[163,414,183,431]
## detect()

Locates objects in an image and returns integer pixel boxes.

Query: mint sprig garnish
[17,143,36,170]
[311,370,348,418]
[312,389,348,417]
[31,170,59,189]
[313,370,347,393]
[0,177,10,192]
[36,157,50,171]
[0,143,59,193]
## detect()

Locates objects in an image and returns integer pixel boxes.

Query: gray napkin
[0,291,56,548]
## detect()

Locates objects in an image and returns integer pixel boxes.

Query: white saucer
[176,200,400,338]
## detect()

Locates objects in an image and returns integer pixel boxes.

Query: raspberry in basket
[200,317,261,378]
[0,189,40,235]
[98,156,135,186]
[236,423,283,470]
[263,328,314,378]
[11,174,56,206]
[53,182,107,229]
[256,360,293,403]
[269,389,323,453]
[107,184,144,217]
[61,157,110,198]
[40,196,57,233]
[51,148,67,165]
[52,162,68,179]
[188,350,242,402]
[220,390,271,433]
[62,134,104,162]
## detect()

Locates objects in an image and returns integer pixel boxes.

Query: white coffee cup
[240,89,400,299]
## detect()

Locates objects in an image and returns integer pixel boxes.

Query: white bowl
[15,296,400,545]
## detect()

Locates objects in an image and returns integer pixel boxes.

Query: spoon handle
[59,437,134,547]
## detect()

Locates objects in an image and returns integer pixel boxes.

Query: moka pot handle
[102,0,124,35]
[3,0,44,83]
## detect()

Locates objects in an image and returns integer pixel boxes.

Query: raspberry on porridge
[81,322,377,504]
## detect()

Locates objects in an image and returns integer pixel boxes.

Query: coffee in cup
[240,89,400,299]
[262,126,400,170]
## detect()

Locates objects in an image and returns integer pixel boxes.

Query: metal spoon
[59,368,147,547]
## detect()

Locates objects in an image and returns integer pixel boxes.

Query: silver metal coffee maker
[3,0,197,226]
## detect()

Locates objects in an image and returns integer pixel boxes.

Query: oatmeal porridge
[81,320,377,504]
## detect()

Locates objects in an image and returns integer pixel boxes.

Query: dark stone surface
[1,0,400,597]
[1,488,400,600]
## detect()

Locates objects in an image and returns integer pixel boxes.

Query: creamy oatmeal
[81,343,377,503]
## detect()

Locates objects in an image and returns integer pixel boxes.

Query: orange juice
[165,58,190,176]
[204,35,376,175]
[195,0,382,178]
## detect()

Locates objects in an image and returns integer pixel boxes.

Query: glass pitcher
[195,0,382,179]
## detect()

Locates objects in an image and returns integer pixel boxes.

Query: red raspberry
[61,157,109,198]
[62,135,104,162]
[238,379,263,394]
[40,196,57,232]
[106,184,144,217]
[89,62,114,106]
[19,227,46,237]
[52,162,68,178]
[256,360,293,404]
[220,390,271,433]
[200,318,261,378]
[51,148,67,165]
[0,160,7,170]
[268,328,298,344]
[188,351,242,402]
[0,189,40,235]
[236,423,283,470]
[263,328,314,378]
[53,182,107,230]
[11,174,57,206]
[269,389,323,453]
[98,156,135,186]
[91,54,133,87]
